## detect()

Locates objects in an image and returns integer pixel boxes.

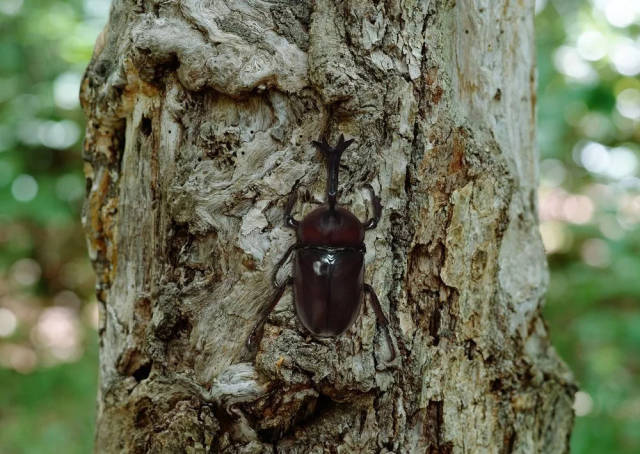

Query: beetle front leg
[363,184,382,230]
[247,277,293,351]
[363,283,396,361]
[285,182,301,228]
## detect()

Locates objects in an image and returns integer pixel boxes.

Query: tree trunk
[81,1,576,452]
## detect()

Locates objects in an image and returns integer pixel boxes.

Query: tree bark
[81,1,576,452]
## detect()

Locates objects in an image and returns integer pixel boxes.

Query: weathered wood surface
[81,0,575,452]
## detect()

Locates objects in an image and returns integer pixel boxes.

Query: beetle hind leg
[271,244,295,288]
[363,283,396,361]
[251,243,296,351]
[363,184,382,230]
[247,277,293,351]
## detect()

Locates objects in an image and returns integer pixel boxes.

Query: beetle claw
[311,139,332,155]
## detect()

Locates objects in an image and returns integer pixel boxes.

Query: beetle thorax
[297,205,364,247]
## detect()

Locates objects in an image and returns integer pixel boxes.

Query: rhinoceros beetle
[247,135,396,360]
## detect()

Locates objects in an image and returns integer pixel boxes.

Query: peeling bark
[81,1,576,452]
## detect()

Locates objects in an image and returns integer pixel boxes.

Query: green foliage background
[0,0,638,452]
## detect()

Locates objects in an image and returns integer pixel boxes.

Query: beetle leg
[363,184,382,230]
[247,277,293,351]
[363,283,396,361]
[285,182,300,228]
[272,244,296,288]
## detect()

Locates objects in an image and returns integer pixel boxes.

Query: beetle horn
[335,134,354,153]
[312,135,355,211]
[311,138,331,154]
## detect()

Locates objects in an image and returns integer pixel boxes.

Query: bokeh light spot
[83,301,100,330]
[10,258,42,287]
[579,112,612,141]
[599,215,625,240]
[603,0,638,28]
[607,147,638,179]
[0,344,37,374]
[578,142,638,179]
[11,174,38,202]
[0,308,18,338]
[540,221,572,254]
[84,0,111,19]
[32,307,83,364]
[563,195,594,224]
[573,391,594,417]
[535,0,547,14]
[577,30,607,61]
[617,194,640,228]
[0,0,23,15]
[554,46,597,82]
[580,238,612,268]
[540,159,567,187]
[53,72,82,110]
[37,120,80,149]
[616,88,640,120]
[16,119,43,146]
[611,40,640,76]
[580,141,609,173]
